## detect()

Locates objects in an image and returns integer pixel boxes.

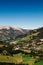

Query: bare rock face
[0,26,43,42]
[0,26,27,41]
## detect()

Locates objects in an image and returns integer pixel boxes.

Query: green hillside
[0,27,43,65]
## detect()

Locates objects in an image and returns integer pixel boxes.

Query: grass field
[0,44,4,47]
[0,53,37,65]
[34,61,43,65]
[0,54,22,64]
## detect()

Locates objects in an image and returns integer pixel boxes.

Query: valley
[0,26,43,65]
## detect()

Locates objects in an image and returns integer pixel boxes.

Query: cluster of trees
[0,43,14,56]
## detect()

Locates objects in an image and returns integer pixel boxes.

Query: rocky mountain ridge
[0,26,28,41]
[0,26,43,42]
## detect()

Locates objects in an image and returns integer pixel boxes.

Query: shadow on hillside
[0,62,28,65]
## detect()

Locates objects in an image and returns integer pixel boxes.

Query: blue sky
[0,0,43,29]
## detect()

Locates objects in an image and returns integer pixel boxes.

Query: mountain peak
[0,26,11,30]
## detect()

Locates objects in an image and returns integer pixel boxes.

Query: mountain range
[0,26,43,43]
[0,26,28,41]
